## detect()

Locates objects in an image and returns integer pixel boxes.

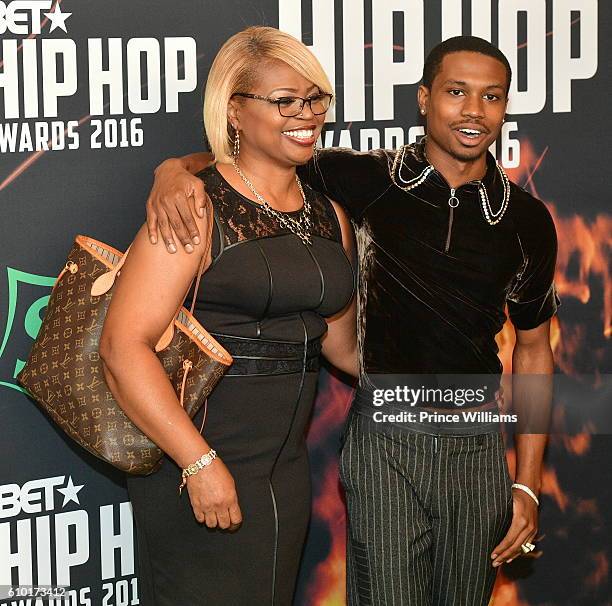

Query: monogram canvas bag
[17,233,232,475]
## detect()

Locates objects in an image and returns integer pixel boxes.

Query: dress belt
[211,333,321,377]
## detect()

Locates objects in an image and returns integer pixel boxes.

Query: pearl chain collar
[390,144,511,226]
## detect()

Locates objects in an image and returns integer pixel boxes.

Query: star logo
[44,4,72,33]
[57,476,84,507]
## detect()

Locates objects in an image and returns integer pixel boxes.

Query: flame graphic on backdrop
[585,551,609,588]
[304,373,352,605]
[305,136,610,605]
[506,141,611,347]
[307,462,347,606]
[491,575,533,606]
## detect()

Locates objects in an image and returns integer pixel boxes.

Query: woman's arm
[99,215,241,530]
[321,201,358,378]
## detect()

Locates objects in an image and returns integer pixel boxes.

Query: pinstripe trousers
[339,411,514,606]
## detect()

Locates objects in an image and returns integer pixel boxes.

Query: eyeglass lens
[279,95,331,117]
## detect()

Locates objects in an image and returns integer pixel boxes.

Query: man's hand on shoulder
[146,153,214,253]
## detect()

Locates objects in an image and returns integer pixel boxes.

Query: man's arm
[146,153,214,253]
[491,321,553,567]
[321,201,358,377]
[146,147,390,254]
[298,147,391,220]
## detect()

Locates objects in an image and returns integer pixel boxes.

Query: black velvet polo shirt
[299,139,559,380]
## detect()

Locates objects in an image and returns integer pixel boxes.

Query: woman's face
[229,59,328,168]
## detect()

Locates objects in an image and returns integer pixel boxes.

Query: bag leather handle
[88,244,132,297]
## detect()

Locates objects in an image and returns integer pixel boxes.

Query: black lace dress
[126,164,355,606]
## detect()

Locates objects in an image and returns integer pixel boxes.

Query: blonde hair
[203,26,333,164]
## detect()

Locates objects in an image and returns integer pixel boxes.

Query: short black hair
[422,36,512,94]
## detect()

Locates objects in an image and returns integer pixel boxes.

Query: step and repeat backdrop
[1,1,610,604]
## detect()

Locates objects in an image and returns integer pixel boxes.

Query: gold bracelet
[178,448,217,495]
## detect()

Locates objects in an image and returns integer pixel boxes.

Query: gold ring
[521,542,535,554]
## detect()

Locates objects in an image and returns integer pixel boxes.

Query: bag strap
[189,205,213,316]
[154,204,214,352]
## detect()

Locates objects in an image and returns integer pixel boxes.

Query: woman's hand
[186,457,243,530]
[146,154,214,253]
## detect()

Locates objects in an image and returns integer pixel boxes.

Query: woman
[99,27,357,605]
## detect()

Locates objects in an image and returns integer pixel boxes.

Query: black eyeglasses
[231,92,333,117]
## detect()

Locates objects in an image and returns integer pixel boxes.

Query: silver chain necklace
[478,163,510,225]
[232,159,313,245]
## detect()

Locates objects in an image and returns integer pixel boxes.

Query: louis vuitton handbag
[17,233,232,475]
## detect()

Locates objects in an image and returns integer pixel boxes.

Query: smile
[457,128,483,139]
[282,129,315,140]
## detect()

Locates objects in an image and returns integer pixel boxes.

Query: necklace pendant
[232,160,313,245]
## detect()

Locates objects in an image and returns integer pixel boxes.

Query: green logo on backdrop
[0,267,55,393]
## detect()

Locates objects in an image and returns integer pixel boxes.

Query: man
[145,37,557,605]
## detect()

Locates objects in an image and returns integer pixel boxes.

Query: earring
[420,108,426,115]
[233,130,240,158]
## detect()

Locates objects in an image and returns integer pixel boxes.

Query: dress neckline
[213,164,305,215]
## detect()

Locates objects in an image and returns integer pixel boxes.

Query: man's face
[419,51,508,162]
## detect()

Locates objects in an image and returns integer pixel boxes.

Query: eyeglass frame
[230,92,333,117]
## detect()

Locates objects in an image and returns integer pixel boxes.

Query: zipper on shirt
[445,188,460,253]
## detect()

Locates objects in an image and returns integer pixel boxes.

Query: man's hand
[146,157,210,253]
[490,489,538,567]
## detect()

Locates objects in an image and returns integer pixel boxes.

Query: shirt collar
[394,136,505,204]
